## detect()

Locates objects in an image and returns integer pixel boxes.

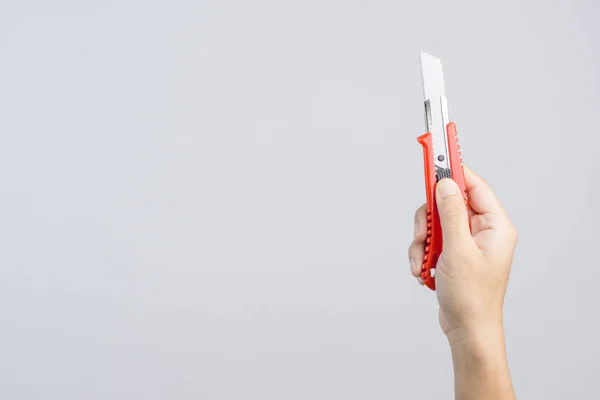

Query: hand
[409,166,518,340]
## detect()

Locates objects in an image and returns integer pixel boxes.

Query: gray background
[0,0,598,399]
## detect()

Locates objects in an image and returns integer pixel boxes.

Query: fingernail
[417,277,424,285]
[437,179,458,198]
[410,258,418,276]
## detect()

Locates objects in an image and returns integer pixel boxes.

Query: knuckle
[414,232,426,243]
[408,240,424,258]
[510,226,519,243]
[407,241,415,258]
[484,212,499,228]
[414,204,427,221]
[414,225,427,241]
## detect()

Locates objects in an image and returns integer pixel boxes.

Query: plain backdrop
[0,1,598,399]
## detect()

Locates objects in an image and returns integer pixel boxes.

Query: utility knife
[418,52,468,290]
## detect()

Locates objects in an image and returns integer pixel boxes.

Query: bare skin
[409,166,518,400]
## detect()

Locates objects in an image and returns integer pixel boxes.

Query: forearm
[448,325,515,400]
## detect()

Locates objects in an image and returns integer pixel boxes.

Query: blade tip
[420,51,443,78]
[420,51,441,65]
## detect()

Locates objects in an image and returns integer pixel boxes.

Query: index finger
[463,165,507,216]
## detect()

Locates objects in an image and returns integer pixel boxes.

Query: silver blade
[420,51,450,175]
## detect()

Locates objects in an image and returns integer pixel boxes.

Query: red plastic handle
[417,122,467,290]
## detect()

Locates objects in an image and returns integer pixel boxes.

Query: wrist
[448,324,515,400]
[448,322,509,375]
[447,322,505,350]
[447,321,508,369]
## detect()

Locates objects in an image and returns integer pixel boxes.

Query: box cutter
[418,52,468,290]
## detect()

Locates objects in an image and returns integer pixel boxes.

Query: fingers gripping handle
[417,123,467,291]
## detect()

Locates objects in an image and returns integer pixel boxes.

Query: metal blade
[420,51,450,176]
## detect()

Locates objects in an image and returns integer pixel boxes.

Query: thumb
[436,178,471,246]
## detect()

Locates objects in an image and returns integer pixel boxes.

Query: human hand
[408,166,518,340]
